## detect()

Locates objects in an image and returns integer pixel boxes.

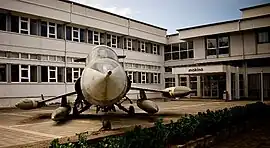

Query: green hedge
[50,102,270,148]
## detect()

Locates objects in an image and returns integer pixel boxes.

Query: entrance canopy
[172,65,227,75]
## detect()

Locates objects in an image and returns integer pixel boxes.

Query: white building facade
[165,3,270,100]
[0,0,166,106]
[0,0,269,107]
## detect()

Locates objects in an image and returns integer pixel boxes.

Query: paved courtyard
[0,99,260,148]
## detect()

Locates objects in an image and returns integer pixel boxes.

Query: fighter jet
[15,45,194,126]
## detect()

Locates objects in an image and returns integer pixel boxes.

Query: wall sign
[172,65,226,74]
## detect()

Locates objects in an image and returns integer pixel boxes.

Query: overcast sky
[70,0,270,34]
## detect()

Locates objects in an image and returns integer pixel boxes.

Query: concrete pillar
[243,62,248,98]
[175,74,179,86]
[226,65,232,100]
[197,75,201,97]
[235,67,240,99]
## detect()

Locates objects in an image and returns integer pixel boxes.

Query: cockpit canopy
[86,45,118,64]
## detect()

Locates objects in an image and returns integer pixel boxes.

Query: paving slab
[0,99,263,148]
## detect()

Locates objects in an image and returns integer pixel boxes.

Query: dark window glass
[30,66,37,82]
[0,64,6,82]
[188,41,193,49]
[11,64,19,82]
[0,13,6,31]
[11,15,19,33]
[30,19,37,35]
[172,52,179,60]
[66,68,72,82]
[188,50,194,58]
[66,26,72,40]
[80,29,85,42]
[180,51,187,59]
[88,30,93,44]
[41,66,48,82]
[57,24,64,39]
[41,21,47,37]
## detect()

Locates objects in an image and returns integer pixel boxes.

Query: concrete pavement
[0,99,259,148]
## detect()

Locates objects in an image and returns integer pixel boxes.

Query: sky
[70,0,270,34]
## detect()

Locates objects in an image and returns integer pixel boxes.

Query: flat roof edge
[176,19,239,31]
[240,2,270,11]
[59,0,167,31]
[177,13,270,32]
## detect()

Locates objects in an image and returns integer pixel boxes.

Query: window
[127,71,133,82]
[19,17,29,34]
[154,73,158,83]
[164,45,171,61]
[257,31,269,43]
[48,67,57,82]
[66,68,72,82]
[127,38,132,50]
[57,56,64,62]
[49,55,56,61]
[93,31,100,45]
[165,78,175,88]
[153,44,157,54]
[189,76,197,96]
[0,51,6,57]
[179,76,187,86]
[18,65,37,82]
[48,22,56,38]
[41,66,48,82]
[88,30,93,44]
[172,44,179,60]
[100,33,105,45]
[11,64,19,82]
[30,19,38,35]
[218,36,229,54]
[57,67,65,82]
[107,34,117,48]
[111,35,117,48]
[21,53,29,59]
[30,54,38,60]
[30,65,37,82]
[73,68,80,82]
[165,67,172,72]
[141,72,146,83]
[0,64,6,82]
[206,35,229,56]
[40,55,48,61]
[80,29,85,42]
[57,24,64,39]
[66,26,72,40]
[140,41,145,52]
[11,15,19,33]
[8,52,19,58]
[0,13,7,31]
[72,27,79,42]
[41,21,47,37]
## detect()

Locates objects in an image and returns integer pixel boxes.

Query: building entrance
[201,74,226,99]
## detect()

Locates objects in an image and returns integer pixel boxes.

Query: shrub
[50,102,270,148]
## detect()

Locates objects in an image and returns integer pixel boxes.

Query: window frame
[48,22,57,39]
[19,16,30,35]
[257,30,270,44]
[72,27,80,42]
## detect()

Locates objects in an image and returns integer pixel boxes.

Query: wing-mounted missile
[51,106,71,121]
[136,90,159,114]
[15,98,44,110]
[162,86,193,98]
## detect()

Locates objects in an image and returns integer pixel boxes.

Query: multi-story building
[0,0,166,106]
[0,0,269,107]
[165,3,270,100]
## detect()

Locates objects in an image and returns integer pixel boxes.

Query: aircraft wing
[15,91,77,110]
[39,91,76,103]
[130,86,168,93]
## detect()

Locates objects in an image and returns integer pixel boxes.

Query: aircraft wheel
[102,120,112,130]
[128,105,135,115]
